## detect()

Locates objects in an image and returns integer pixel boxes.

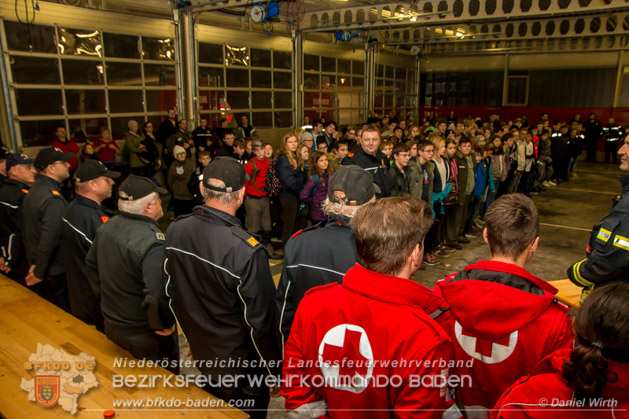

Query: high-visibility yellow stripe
[612,235,629,251]
[572,259,595,287]
[596,228,611,243]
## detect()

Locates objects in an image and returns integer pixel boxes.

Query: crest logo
[22,343,99,414]
[35,375,60,408]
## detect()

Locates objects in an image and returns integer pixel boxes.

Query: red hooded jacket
[282,263,453,418]
[433,261,574,417]
[491,348,629,418]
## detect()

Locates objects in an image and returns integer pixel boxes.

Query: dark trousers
[105,323,179,374]
[67,275,104,332]
[280,196,306,248]
[7,256,29,287]
[440,204,454,245]
[585,137,599,162]
[552,157,570,181]
[605,140,619,164]
[172,198,195,218]
[31,273,71,313]
[425,202,443,254]
[269,197,283,239]
[452,194,472,240]
[519,171,532,194]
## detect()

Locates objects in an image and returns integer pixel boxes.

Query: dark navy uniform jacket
[165,205,281,395]
[275,214,359,354]
[0,178,30,281]
[343,146,391,198]
[86,211,173,333]
[22,175,67,279]
[61,194,113,329]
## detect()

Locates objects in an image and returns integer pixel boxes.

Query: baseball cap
[328,165,380,206]
[6,153,34,171]
[34,147,74,170]
[118,174,167,201]
[251,139,265,149]
[173,145,186,156]
[202,156,249,193]
[75,160,121,183]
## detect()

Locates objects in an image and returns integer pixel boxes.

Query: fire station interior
[0,0,627,414]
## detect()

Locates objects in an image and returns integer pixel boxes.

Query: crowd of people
[0,107,627,418]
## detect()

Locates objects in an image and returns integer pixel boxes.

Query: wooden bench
[549,279,583,308]
[0,273,248,418]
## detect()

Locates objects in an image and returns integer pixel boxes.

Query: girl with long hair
[299,150,330,225]
[276,133,306,247]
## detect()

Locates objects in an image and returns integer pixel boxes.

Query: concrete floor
[174,159,625,418]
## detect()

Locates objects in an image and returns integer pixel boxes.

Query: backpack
[265,160,283,197]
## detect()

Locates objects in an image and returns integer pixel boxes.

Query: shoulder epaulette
[231,226,261,248]
[21,189,29,194]
[296,223,322,236]
[51,190,62,197]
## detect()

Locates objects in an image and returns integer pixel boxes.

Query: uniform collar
[619,174,629,195]
[326,213,351,228]
[37,174,63,190]
[342,263,445,313]
[3,178,29,189]
[74,194,112,214]
[119,211,159,226]
[193,204,241,227]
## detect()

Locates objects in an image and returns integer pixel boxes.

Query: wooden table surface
[0,274,248,418]
[549,279,582,308]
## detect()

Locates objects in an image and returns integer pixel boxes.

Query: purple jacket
[299,173,329,223]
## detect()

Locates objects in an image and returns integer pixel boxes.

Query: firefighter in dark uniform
[86,175,178,371]
[602,117,623,164]
[61,160,119,331]
[568,134,629,298]
[583,112,602,162]
[0,153,37,284]
[23,147,74,311]
[343,124,392,198]
[276,165,378,352]
[165,157,280,418]
[191,115,213,153]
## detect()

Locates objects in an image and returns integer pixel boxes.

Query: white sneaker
[547,180,557,186]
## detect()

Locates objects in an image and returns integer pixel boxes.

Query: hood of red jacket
[344,263,446,316]
[437,260,559,340]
